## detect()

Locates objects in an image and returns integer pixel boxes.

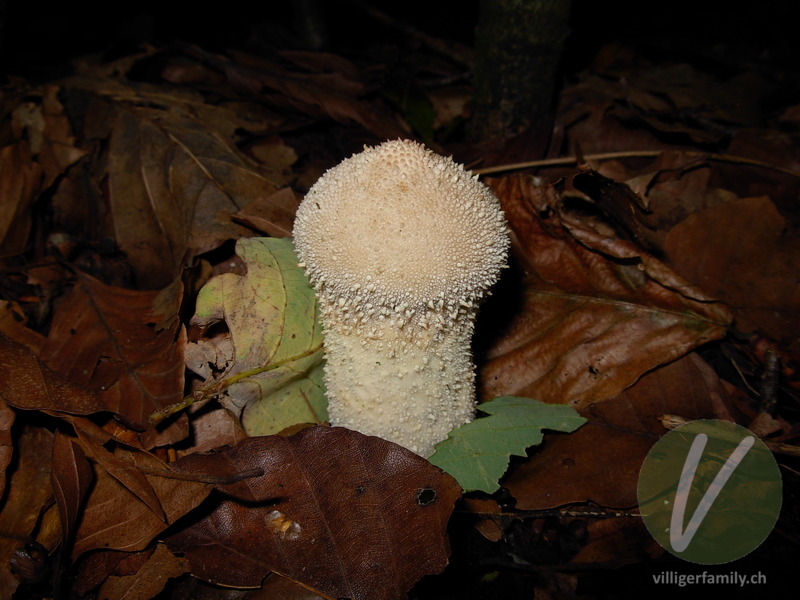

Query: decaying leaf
[38,273,186,430]
[502,353,725,510]
[50,432,94,550]
[663,195,800,348]
[187,237,325,435]
[72,448,214,558]
[0,302,45,354]
[0,141,42,259]
[496,353,728,568]
[0,400,12,498]
[0,427,54,599]
[166,426,461,600]
[479,175,732,408]
[180,406,249,457]
[232,187,301,238]
[184,46,409,141]
[0,331,108,417]
[93,544,190,600]
[106,105,281,288]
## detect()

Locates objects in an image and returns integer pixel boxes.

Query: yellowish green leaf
[189,237,326,434]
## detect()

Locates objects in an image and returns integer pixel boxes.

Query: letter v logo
[669,433,754,552]
[638,419,782,564]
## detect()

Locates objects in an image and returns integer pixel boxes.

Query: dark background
[2,0,798,84]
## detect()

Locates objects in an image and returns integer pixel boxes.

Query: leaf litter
[0,9,799,599]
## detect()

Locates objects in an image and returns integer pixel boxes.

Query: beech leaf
[38,274,186,430]
[166,426,461,600]
[72,448,213,558]
[663,195,800,346]
[0,331,107,417]
[428,396,586,493]
[105,99,281,288]
[0,427,54,598]
[50,433,94,548]
[502,353,726,511]
[94,544,189,600]
[188,237,325,435]
[480,175,733,408]
[0,399,12,498]
[0,141,42,257]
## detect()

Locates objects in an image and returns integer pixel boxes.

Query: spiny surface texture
[293,139,509,456]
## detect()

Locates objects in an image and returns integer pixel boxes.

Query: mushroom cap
[293,139,509,318]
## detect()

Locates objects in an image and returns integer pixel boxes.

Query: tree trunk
[470,0,572,143]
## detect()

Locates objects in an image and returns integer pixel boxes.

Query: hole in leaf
[416,488,436,506]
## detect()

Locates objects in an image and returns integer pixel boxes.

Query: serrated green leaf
[428,396,586,493]
[190,237,326,434]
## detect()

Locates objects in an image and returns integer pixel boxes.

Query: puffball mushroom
[292,139,509,457]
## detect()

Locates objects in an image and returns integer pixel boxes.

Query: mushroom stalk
[292,139,509,456]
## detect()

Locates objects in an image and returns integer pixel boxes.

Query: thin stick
[137,465,264,485]
[473,150,800,178]
[149,343,324,425]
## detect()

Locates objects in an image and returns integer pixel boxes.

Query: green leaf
[428,396,586,493]
[189,237,326,434]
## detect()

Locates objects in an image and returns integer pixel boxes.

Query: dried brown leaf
[164,577,265,600]
[569,518,660,566]
[36,86,87,186]
[558,75,671,155]
[0,302,44,354]
[95,543,189,600]
[479,175,732,408]
[74,548,152,597]
[503,353,723,509]
[243,136,298,187]
[279,51,362,80]
[499,354,727,567]
[560,65,761,154]
[73,449,212,558]
[39,273,185,430]
[178,407,248,457]
[623,65,761,133]
[0,331,107,416]
[0,427,54,598]
[0,399,13,498]
[50,433,94,548]
[254,574,327,600]
[232,187,301,238]
[663,195,800,350]
[192,47,409,140]
[0,141,42,258]
[71,438,166,524]
[107,106,276,287]
[38,73,285,287]
[166,426,461,600]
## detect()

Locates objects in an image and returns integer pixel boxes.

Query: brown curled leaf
[479,175,732,408]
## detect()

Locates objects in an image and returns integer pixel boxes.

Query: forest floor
[1,2,799,598]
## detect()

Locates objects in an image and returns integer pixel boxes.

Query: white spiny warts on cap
[292,139,509,457]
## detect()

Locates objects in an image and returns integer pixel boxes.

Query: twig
[460,504,641,520]
[660,414,800,457]
[137,465,264,485]
[473,150,800,178]
[149,343,324,425]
